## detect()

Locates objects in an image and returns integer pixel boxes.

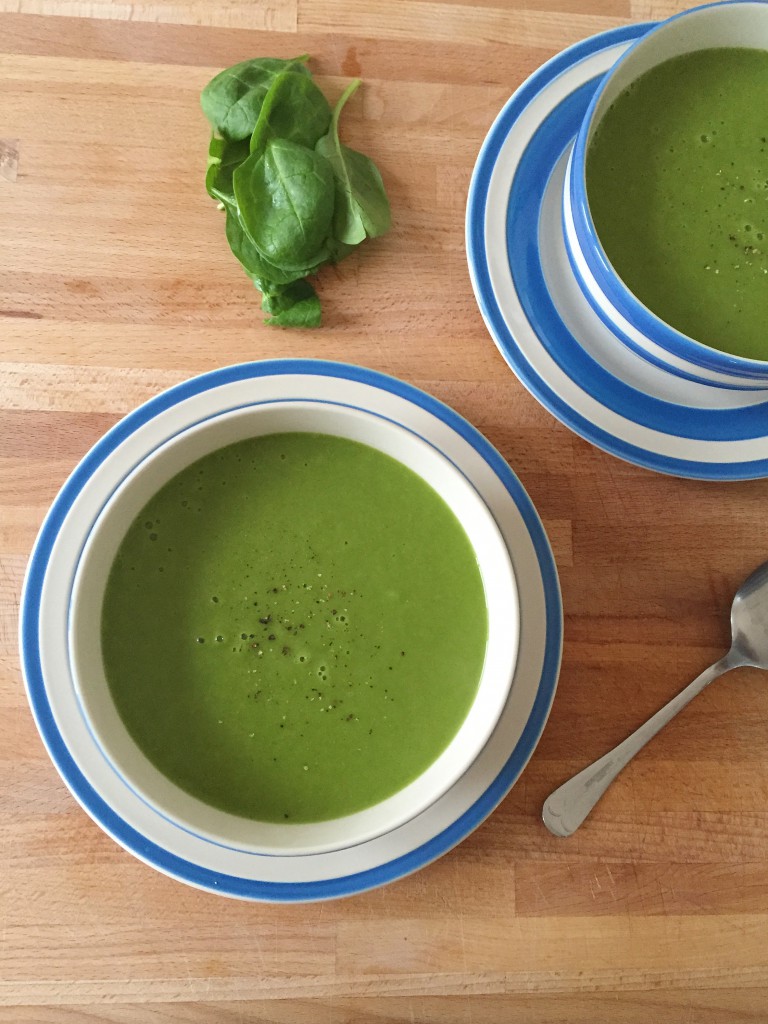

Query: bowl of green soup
[564,0,768,388]
[65,394,518,857]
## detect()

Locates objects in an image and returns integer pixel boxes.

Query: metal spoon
[542,559,768,838]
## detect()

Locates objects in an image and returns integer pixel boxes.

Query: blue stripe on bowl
[467,24,768,480]
[20,359,562,902]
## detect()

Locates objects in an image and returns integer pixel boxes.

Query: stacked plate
[467,22,768,481]
[20,360,562,901]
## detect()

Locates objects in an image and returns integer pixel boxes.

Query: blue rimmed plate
[20,360,561,902]
[467,24,768,480]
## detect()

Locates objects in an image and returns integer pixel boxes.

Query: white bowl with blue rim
[60,395,518,858]
[20,361,562,898]
[564,0,768,390]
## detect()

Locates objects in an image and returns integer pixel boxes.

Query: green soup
[101,433,489,823]
[586,48,768,360]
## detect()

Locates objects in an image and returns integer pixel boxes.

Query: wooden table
[2,1,768,1020]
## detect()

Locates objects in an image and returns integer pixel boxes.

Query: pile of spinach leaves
[202,56,391,327]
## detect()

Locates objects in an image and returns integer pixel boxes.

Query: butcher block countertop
[2,1,768,1021]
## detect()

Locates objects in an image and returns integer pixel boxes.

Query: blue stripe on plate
[467,24,768,480]
[20,359,562,902]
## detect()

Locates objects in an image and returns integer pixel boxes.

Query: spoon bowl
[730,560,768,668]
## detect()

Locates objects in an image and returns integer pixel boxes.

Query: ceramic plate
[20,360,562,902]
[467,24,768,480]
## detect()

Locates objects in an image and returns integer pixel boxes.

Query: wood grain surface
[2,2,768,1020]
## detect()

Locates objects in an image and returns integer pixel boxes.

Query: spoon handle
[542,650,743,837]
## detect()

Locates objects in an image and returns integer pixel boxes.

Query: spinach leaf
[249,71,331,157]
[202,56,391,327]
[225,208,310,285]
[259,279,322,327]
[315,79,391,245]
[233,138,335,271]
[201,56,310,141]
[206,135,250,208]
[327,238,356,264]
